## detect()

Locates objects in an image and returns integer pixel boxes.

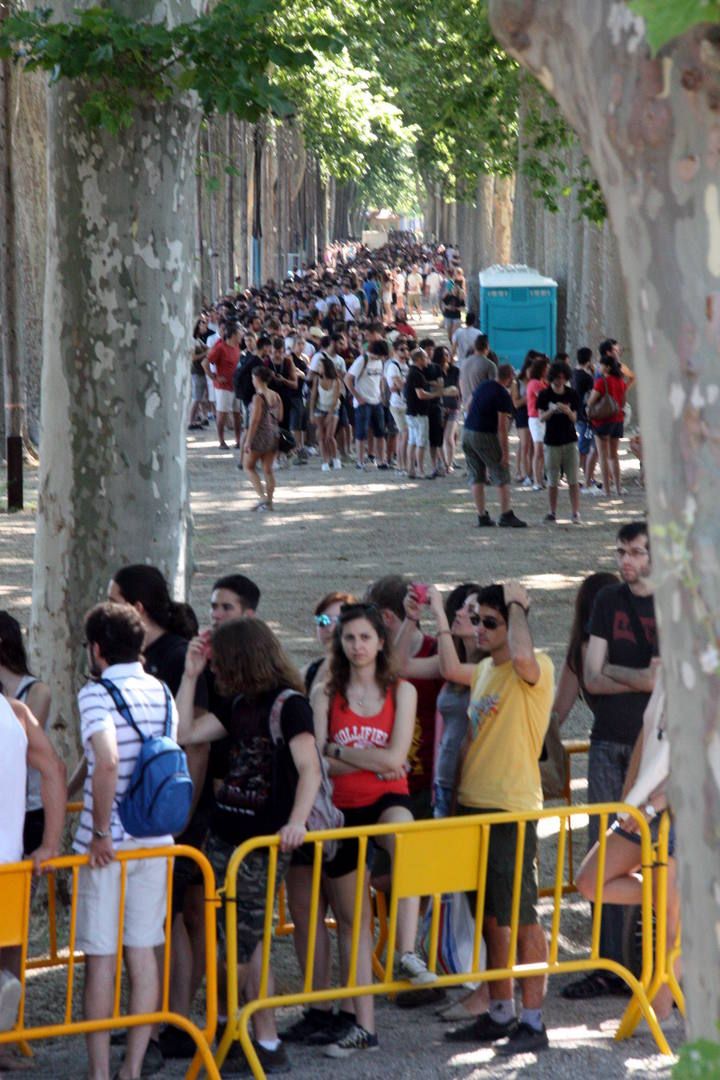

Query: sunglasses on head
[469,614,503,630]
[315,613,339,627]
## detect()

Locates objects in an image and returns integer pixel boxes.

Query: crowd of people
[190,235,640,521]
[0,514,679,1077]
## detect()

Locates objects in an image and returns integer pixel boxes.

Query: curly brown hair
[211,617,304,698]
[325,603,398,703]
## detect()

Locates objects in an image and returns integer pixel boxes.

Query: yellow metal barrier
[2,845,221,1080]
[217,803,671,1078]
[616,812,684,1038]
[26,800,85,973]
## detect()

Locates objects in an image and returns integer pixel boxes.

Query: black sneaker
[377,462,390,470]
[544,512,556,522]
[498,510,528,528]
[306,1010,356,1045]
[282,1007,335,1043]
[444,1011,518,1043]
[140,1038,164,1076]
[477,512,496,527]
[324,1024,379,1058]
[225,1039,291,1074]
[158,1023,197,1059]
[494,1020,549,1055]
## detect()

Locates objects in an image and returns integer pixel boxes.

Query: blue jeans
[432,782,453,819]
[587,739,634,964]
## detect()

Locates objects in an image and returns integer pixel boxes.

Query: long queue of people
[190,238,639,524]
[0,521,679,1077]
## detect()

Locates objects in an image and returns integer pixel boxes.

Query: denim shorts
[611,814,676,858]
[576,420,594,455]
[355,402,385,440]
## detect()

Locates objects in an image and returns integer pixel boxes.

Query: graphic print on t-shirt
[612,609,657,650]
[216,735,272,817]
[332,721,390,748]
[468,693,500,738]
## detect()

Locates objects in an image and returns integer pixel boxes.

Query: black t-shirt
[143,633,208,709]
[441,293,464,320]
[424,362,443,417]
[464,380,513,434]
[211,688,314,845]
[588,584,658,745]
[442,364,460,409]
[536,385,580,445]
[405,365,430,417]
[572,367,594,422]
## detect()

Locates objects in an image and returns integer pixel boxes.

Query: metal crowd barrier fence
[3,845,220,1080]
[26,801,84,973]
[271,739,591,962]
[216,803,673,1079]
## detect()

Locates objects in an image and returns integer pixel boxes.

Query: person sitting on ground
[575,665,680,1029]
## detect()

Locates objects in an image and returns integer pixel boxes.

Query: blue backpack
[99,678,194,839]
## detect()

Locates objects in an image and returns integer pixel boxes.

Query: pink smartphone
[412,582,430,604]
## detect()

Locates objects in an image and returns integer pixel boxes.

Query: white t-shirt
[348,354,384,406]
[73,662,179,853]
[340,292,361,322]
[310,351,347,378]
[426,271,442,296]
[395,272,407,296]
[384,358,409,409]
[453,325,480,363]
[407,272,422,294]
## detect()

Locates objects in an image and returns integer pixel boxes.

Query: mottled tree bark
[491,0,720,1038]
[32,0,202,759]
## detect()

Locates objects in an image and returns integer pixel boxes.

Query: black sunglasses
[469,614,503,630]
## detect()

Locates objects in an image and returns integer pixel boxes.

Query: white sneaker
[321,462,331,472]
[521,477,533,488]
[306,446,319,456]
[0,970,22,1032]
[397,951,438,986]
[333,458,342,469]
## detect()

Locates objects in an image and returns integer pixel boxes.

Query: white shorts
[407,414,429,448]
[75,847,169,955]
[528,417,546,444]
[390,405,408,433]
[215,388,235,412]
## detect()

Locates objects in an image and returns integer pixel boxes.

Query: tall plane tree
[0,0,337,758]
[489,0,720,1039]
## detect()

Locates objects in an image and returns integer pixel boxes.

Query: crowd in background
[190,234,641,523]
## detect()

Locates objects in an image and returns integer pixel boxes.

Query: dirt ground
[1,312,680,1077]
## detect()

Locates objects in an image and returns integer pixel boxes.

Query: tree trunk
[225,114,235,289]
[31,0,201,760]
[491,0,720,1038]
[0,45,23,465]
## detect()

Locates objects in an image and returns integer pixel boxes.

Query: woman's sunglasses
[468,614,503,630]
[315,613,339,627]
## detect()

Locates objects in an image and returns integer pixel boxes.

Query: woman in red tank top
[311,602,437,1057]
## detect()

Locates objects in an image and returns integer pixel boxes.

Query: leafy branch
[0,1,343,132]
[630,0,720,53]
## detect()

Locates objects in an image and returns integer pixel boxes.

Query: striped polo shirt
[73,661,179,853]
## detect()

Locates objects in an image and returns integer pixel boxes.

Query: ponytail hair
[112,565,198,640]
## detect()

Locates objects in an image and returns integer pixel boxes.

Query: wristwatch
[93,827,112,839]
[643,804,657,820]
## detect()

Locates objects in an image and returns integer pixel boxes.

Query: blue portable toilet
[479,265,558,369]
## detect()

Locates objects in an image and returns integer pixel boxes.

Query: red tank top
[328,686,409,809]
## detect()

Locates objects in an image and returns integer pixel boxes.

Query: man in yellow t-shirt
[444,582,554,1056]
